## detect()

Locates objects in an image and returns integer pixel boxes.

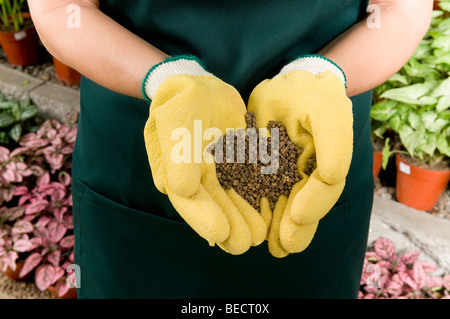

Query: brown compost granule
[211,112,316,211]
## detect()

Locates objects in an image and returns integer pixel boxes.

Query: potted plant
[52,57,81,87]
[0,0,39,66]
[370,83,403,181]
[359,237,450,299]
[0,94,40,148]
[370,4,450,211]
[0,112,78,299]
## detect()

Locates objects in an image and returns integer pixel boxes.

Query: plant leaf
[431,77,450,97]
[388,73,409,85]
[431,35,450,51]
[417,260,439,274]
[436,95,450,112]
[11,220,33,234]
[388,115,402,132]
[372,121,389,138]
[0,113,15,128]
[6,206,25,221]
[412,41,432,60]
[0,100,18,110]
[19,98,31,108]
[59,235,75,249]
[422,111,447,132]
[401,250,421,265]
[47,221,67,243]
[25,199,49,215]
[418,134,437,157]
[19,105,39,121]
[8,123,22,142]
[381,138,391,170]
[374,237,395,260]
[370,100,398,121]
[56,280,70,298]
[19,252,43,278]
[11,101,20,121]
[402,58,437,79]
[35,264,55,291]
[436,128,450,157]
[47,250,61,267]
[408,112,422,130]
[51,266,66,286]
[13,238,34,252]
[380,84,433,105]
[398,124,423,157]
[439,1,450,11]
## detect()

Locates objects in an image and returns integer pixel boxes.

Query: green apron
[72,0,374,298]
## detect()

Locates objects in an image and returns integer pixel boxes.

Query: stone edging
[0,64,80,123]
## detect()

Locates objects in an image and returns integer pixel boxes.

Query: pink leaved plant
[359,237,450,299]
[0,112,77,298]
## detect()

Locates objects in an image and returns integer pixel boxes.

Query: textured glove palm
[248,55,353,257]
[142,56,267,255]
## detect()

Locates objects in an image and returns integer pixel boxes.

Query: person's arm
[28,0,168,99]
[319,0,434,97]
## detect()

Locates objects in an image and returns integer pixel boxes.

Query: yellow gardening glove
[142,55,267,255]
[248,55,353,257]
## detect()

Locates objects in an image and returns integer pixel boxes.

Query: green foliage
[0,94,39,146]
[0,0,25,32]
[371,2,450,164]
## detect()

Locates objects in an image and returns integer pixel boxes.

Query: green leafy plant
[370,2,450,166]
[0,94,39,146]
[0,0,26,32]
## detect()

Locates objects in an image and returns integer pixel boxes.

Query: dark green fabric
[72,0,374,299]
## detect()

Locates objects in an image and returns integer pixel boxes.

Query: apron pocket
[72,179,359,298]
[72,180,212,298]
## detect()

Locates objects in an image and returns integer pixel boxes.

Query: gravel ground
[0,272,54,299]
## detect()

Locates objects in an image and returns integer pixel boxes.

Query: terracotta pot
[373,151,383,181]
[2,261,26,281]
[395,154,450,211]
[0,13,40,66]
[53,57,81,86]
[47,285,78,299]
[434,0,442,10]
[434,0,450,17]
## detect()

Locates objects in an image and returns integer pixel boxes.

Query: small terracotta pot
[0,13,40,66]
[53,57,81,86]
[2,261,26,281]
[47,285,78,299]
[395,154,450,211]
[373,151,383,181]
[434,0,441,10]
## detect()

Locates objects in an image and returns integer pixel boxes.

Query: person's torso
[74,0,372,220]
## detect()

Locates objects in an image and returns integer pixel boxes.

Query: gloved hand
[142,55,267,255]
[248,55,353,257]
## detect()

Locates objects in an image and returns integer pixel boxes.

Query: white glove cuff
[279,55,347,87]
[142,55,214,101]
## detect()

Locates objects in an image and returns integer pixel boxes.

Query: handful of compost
[210,112,317,257]
[212,112,316,213]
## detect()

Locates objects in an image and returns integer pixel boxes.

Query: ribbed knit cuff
[279,54,347,88]
[142,55,214,102]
